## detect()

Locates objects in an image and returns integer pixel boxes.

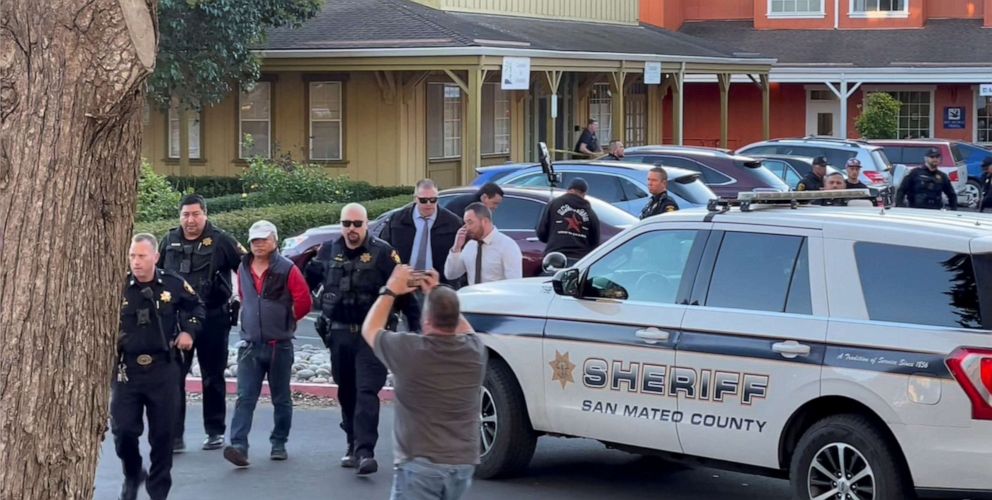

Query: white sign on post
[551,95,558,118]
[981,84,992,97]
[501,57,531,90]
[644,62,662,85]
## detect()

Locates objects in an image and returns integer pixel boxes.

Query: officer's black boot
[118,468,147,500]
[172,437,185,453]
[356,456,378,475]
[340,444,356,468]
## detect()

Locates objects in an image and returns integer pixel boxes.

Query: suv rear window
[705,232,810,313]
[855,243,984,330]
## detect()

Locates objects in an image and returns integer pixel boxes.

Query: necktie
[414,217,430,270]
[474,240,484,285]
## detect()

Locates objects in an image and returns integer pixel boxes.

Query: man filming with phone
[305,202,422,475]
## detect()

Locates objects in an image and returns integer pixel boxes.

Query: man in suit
[379,179,462,284]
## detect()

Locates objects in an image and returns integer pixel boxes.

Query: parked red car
[281,186,637,294]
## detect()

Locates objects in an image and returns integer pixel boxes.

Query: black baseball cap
[982,156,992,169]
[567,177,589,193]
[925,147,942,158]
[812,156,828,166]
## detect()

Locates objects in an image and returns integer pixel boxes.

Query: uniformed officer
[114,233,204,500]
[640,166,679,219]
[979,156,992,212]
[158,194,246,452]
[305,202,421,475]
[895,148,958,210]
[796,156,828,191]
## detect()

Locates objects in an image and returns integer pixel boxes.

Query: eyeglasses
[418,197,438,204]
[341,220,364,228]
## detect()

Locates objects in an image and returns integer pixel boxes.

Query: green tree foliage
[147,0,321,109]
[856,92,903,140]
[137,160,182,222]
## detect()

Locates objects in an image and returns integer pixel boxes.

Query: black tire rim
[480,386,497,457]
[807,442,876,500]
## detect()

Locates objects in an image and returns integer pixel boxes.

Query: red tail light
[949,170,959,183]
[864,171,886,186]
[946,347,992,420]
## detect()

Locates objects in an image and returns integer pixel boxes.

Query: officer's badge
[122,299,128,308]
[548,351,576,389]
[183,281,196,295]
[160,291,172,303]
[334,254,345,262]
[665,205,676,213]
[797,183,806,191]
[391,250,401,264]
[360,253,372,263]
[202,237,213,247]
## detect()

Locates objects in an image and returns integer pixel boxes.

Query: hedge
[166,176,244,198]
[135,195,411,242]
[201,185,414,216]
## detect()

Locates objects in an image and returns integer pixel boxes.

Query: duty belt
[330,322,361,333]
[123,352,172,366]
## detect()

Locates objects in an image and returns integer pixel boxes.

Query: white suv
[738,137,894,189]
[460,193,992,500]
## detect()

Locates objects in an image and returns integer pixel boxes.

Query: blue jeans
[229,340,294,450]
[390,458,475,500]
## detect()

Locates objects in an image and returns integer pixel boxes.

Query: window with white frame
[852,0,907,15]
[482,83,511,155]
[978,95,991,144]
[625,83,647,147]
[427,83,462,159]
[239,82,271,159]
[885,90,932,139]
[168,100,201,160]
[309,81,343,160]
[590,83,613,144]
[769,0,823,16]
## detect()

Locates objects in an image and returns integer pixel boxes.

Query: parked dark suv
[621,145,789,198]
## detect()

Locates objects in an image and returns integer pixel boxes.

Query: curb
[185,377,395,402]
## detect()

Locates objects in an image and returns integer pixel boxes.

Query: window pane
[310,82,341,120]
[188,112,200,159]
[427,84,444,159]
[584,230,699,304]
[240,82,270,120]
[491,197,543,230]
[443,85,462,158]
[856,243,982,329]
[482,84,495,155]
[311,121,341,160]
[786,240,812,315]
[241,121,269,158]
[494,87,510,154]
[240,82,270,158]
[590,83,612,144]
[706,232,805,313]
[168,104,201,159]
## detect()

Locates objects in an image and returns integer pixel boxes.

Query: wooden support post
[610,70,627,144]
[761,74,770,140]
[463,67,483,184]
[718,73,731,149]
[670,71,684,146]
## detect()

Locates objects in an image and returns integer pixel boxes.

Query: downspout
[834,0,840,29]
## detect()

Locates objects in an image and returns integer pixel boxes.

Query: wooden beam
[611,71,627,144]
[443,69,469,93]
[671,72,684,146]
[718,73,731,149]
[462,67,483,184]
[761,74,770,140]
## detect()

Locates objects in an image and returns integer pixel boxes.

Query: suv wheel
[963,179,982,209]
[789,414,910,500]
[475,358,537,479]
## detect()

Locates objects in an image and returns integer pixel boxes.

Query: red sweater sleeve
[287,265,312,321]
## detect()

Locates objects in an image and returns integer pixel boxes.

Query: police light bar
[737,189,873,202]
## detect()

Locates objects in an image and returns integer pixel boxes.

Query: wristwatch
[378,286,397,298]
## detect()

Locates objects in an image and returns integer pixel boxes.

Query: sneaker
[172,438,185,454]
[118,468,146,500]
[340,444,356,468]
[223,445,250,467]
[202,434,224,450]
[356,457,378,475]
[270,444,287,461]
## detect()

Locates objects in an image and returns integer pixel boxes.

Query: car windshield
[669,175,716,204]
[870,149,892,172]
[585,196,639,227]
[949,143,964,163]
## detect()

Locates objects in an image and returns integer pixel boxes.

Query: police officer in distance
[895,147,958,210]
[796,156,828,191]
[114,233,204,500]
[640,166,678,219]
[305,202,421,476]
[978,156,992,212]
[158,194,246,452]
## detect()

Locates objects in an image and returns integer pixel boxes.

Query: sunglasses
[417,197,438,204]
[341,220,364,228]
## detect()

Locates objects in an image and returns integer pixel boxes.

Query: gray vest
[238,254,296,343]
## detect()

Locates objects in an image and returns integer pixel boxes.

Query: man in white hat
[223,220,312,467]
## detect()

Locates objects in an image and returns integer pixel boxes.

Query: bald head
[341,202,368,221]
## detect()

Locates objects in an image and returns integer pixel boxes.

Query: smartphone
[407,271,426,288]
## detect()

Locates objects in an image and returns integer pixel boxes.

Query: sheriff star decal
[202,237,213,247]
[549,350,576,389]
[160,291,172,303]
[390,250,401,264]
[183,280,196,295]
[360,252,373,263]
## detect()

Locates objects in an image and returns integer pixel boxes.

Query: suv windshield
[735,160,790,191]
[669,174,716,204]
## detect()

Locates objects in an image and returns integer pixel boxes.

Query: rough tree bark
[0,0,157,498]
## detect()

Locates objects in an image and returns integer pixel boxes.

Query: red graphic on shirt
[564,214,584,233]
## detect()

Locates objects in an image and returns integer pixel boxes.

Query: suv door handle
[772,340,811,358]
[635,328,670,345]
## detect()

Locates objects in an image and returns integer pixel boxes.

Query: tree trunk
[0,0,157,498]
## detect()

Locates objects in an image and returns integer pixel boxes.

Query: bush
[137,160,182,222]
[856,92,902,139]
[165,176,244,198]
[204,193,250,215]
[240,157,413,206]
[135,195,411,242]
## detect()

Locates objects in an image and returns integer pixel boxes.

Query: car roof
[489,161,701,180]
[746,153,815,164]
[742,137,883,151]
[625,144,754,160]
[867,139,954,145]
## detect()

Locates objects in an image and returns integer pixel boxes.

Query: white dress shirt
[444,227,522,284]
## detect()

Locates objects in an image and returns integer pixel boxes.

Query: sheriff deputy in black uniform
[895,147,958,210]
[796,156,828,191]
[641,166,678,218]
[305,202,421,476]
[158,194,246,452]
[978,156,992,212]
[114,233,204,500]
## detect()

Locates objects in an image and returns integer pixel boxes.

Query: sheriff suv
[460,191,992,500]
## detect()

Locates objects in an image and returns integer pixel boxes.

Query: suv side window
[583,230,701,304]
[824,150,857,170]
[617,176,647,200]
[761,159,802,187]
[507,172,550,187]
[705,232,809,313]
[491,196,544,230]
[560,172,625,202]
[656,156,735,185]
[855,243,983,329]
[741,145,780,156]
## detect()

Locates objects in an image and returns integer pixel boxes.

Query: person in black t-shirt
[573,119,602,158]
[844,158,869,189]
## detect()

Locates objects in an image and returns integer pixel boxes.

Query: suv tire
[964,179,982,209]
[475,357,537,479]
[789,414,910,500]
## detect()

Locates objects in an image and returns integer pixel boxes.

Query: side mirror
[542,251,568,275]
[551,268,581,297]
